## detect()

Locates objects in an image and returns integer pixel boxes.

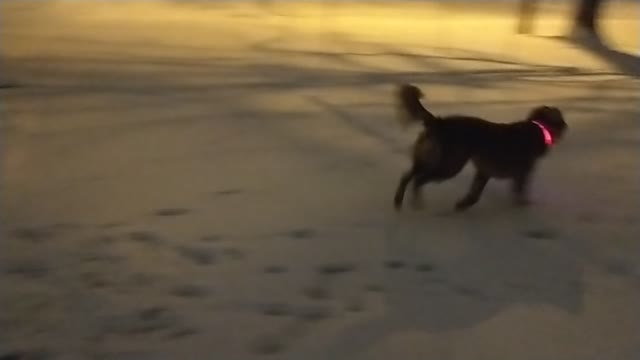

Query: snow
[1,1,639,359]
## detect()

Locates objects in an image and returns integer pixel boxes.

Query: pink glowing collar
[532,120,554,146]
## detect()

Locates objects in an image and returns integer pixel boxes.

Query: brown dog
[394,84,568,211]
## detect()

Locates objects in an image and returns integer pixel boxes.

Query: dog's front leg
[411,177,425,209]
[455,172,489,211]
[394,169,415,210]
[512,172,532,207]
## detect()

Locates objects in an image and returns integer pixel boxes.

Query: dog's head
[526,106,568,143]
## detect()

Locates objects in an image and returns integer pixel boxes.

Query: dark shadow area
[313,212,586,360]
[0,82,21,90]
[541,34,640,78]
[4,32,637,155]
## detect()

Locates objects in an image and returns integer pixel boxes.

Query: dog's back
[424,115,548,178]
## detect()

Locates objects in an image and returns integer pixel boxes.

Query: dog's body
[394,84,567,211]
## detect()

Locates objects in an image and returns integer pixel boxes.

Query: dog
[393,84,567,211]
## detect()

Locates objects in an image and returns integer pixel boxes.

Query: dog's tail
[395,84,438,128]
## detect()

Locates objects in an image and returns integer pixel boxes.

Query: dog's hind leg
[410,173,431,209]
[394,169,415,210]
[455,171,489,211]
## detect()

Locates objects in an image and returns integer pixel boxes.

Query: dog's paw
[410,195,424,210]
[393,197,403,211]
[454,200,472,212]
[454,204,468,212]
[513,197,532,207]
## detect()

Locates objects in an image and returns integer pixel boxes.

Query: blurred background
[1,1,639,359]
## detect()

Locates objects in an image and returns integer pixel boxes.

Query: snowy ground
[1,1,639,359]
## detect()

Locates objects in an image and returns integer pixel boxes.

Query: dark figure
[517,0,538,34]
[393,84,568,212]
[573,0,606,39]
